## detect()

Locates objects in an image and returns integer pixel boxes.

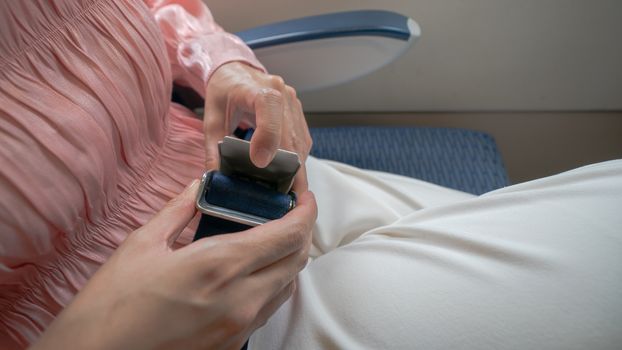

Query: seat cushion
[309,126,510,195]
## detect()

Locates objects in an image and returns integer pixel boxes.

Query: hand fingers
[186,191,317,275]
[252,280,296,331]
[243,238,307,317]
[219,251,305,350]
[222,280,297,350]
[292,163,309,193]
[232,243,308,339]
[133,180,200,247]
[232,190,315,274]
[221,80,285,168]
[282,86,310,193]
[291,89,313,160]
[207,247,306,350]
[246,86,285,168]
[242,243,307,299]
[219,279,298,350]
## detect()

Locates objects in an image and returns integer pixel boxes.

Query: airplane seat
[309,126,508,194]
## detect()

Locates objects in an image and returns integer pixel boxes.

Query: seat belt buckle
[195,136,300,228]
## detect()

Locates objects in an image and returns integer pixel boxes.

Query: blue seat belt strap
[194,214,252,240]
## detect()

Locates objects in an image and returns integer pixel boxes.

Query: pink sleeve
[145,0,266,96]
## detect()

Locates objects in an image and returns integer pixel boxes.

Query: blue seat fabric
[309,126,510,195]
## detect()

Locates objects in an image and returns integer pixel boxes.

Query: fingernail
[254,148,273,168]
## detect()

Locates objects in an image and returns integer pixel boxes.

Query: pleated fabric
[0,0,262,346]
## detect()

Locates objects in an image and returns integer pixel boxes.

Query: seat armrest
[236,10,421,92]
[236,10,417,49]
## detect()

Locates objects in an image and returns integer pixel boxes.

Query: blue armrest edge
[236,10,413,50]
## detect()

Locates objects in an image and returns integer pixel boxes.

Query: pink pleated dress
[0,0,262,347]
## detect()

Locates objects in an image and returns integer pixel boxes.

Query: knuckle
[269,75,285,89]
[285,85,297,98]
[287,221,309,248]
[262,119,282,136]
[257,121,282,142]
[259,87,283,105]
[289,220,306,236]
[281,229,303,251]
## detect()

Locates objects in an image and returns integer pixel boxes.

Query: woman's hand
[32,181,318,350]
[203,62,312,192]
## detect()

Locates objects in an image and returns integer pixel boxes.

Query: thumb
[140,179,200,247]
